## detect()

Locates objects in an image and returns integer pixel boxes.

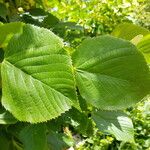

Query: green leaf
[47,131,74,150]
[137,34,150,65]
[112,23,150,40]
[72,35,150,110]
[0,3,7,18]
[0,111,17,124]
[1,24,77,123]
[21,14,42,27]
[130,35,144,45]
[92,110,134,142]
[63,108,93,136]
[42,13,59,28]
[19,124,48,150]
[67,108,94,136]
[29,8,47,16]
[0,22,24,48]
[47,107,93,136]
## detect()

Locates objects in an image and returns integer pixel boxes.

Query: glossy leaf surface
[72,35,150,110]
[1,24,77,123]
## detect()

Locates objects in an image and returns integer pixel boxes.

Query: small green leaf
[19,124,48,150]
[29,8,47,16]
[67,108,94,136]
[72,35,150,110]
[47,107,94,136]
[92,110,134,142]
[42,13,59,28]
[112,23,150,40]
[137,34,150,65]
[47,131,74,150]
[2,24,77,123]
[0,111,17,124]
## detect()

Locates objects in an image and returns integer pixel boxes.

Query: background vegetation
[0,0,150,150]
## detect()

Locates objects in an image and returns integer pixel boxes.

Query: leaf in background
[137,34,150,65]
[130,34,144,45]
[64,108,94,136]
[21,14,42,26]
[0,111,17,124]
[29,8,47,16]
[42,13,59,28]
[1,24,77,123]
[47,107,94,136]
[72,35,150,110]
[47,131,74,150]
[0,3,7,18]
[0,22,24,48]
[92,110,134,142]
[19,124,48,150]
[112,23,150,40]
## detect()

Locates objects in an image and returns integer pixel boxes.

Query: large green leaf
[0,22,24,48]
[112,23,150,40]
[92,110,134,142]
[137,34,150,65]
[19,124,48,150]
[1,24,77,123]
[72,35,150,110]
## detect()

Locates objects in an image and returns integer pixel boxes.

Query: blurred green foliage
[76,98,150,150]
[0,0,150,150]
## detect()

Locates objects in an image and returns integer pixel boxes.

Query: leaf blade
[112,23,150,40]
[72,35,150,110]
[92,110,134,142]
[0,22,24,48]
[19,124,48,150]
[2,24,77,123]
[137,34,150,65]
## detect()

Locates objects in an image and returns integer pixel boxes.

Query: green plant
[0,21,150,150]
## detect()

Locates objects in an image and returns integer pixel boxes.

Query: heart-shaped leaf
[72,35,150,110]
